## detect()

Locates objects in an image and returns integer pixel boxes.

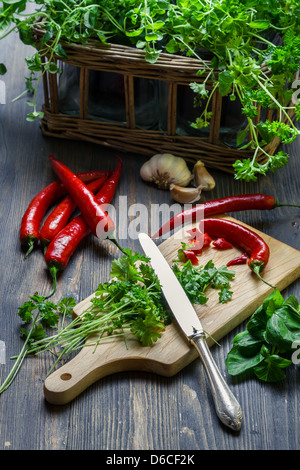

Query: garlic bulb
[170,184,202,203]
[140,153,192,190]
[193,160,215,191]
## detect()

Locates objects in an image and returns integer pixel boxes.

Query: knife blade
[138,233,242,431]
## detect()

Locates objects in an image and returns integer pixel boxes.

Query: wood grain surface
[43,216,300,405]
[0,34,300,451]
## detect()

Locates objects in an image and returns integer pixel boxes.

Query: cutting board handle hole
[60,373,72,381]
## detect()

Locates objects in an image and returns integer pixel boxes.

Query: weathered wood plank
[0,34,299,451]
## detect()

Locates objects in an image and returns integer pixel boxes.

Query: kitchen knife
[138,233,242,431]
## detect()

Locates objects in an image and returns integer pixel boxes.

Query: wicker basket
[33,24,295,173]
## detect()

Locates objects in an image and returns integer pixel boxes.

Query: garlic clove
[140,153,192,189]
[193,160,216,191]
[170,184,202,204]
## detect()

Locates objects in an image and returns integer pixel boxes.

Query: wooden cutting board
[43,216,300,405]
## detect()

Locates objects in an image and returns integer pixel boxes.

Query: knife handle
[190,332,242,431]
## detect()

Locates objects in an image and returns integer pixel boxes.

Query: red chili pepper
[20,170,111,258]
[188,240,203,255]
[186,228,211,252]
[39,175,109,247]
[152,194,300,239]
[203,233,212,247]
[49,154,116,240]
[182,250,199,265]
[226,253,248,267]
[45,156,122,297]
[202,218,274,287]
[212,238,233,250]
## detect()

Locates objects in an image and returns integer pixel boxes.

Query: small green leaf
[249,20,270,30]
[218,70,234,96]
[165,38,179,54]
[152,21,165,30]
[256,122,275,144]
[26,110,44,121]
[231,330,264,357]
[54,43,68,59]
[236,125,249,147]
[145,31,159,41]
[145,49,160,63]
[0,18,11,37]
[125,28,143,37]
[136,40,146,49]
[83,10,97,29]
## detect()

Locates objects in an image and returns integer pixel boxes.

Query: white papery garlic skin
[193,160,215,191]
[170,184,202,203]
[140,153,192,189]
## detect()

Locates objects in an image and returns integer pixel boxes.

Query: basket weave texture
[34,25,295,173]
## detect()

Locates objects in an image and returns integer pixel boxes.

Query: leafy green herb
[1,0,299,179]
[19,250,171,375]
[172,259,235,305]
[0,294,73,394]
[226,289,300,382]
[0,248,236,393]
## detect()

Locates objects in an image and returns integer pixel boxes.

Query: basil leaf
[283,295,300,313]
[246,305,269,340]
[231,330,264,357]
[266,307,300,351]
[253,355,292,382]
[225,346,264,376]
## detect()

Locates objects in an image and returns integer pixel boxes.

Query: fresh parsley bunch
[87,249,171,347]
[172,259,235,305]
[226,289,300,382]
[23,249,171,370]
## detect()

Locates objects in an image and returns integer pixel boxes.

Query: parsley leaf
[172,260,235,305]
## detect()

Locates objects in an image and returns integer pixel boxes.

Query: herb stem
[0,311,40,394]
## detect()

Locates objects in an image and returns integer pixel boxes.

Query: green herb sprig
[172,259,235,305]
[0,294,75,394]
[226,289,300,382]
[16,250,171,375]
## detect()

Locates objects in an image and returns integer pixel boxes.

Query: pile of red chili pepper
[20,155,300,296]
[179,220,274,288]
[154,194,300,288]
[20,154,123,297]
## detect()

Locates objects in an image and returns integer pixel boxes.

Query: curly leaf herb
[0,294,72,393]
[1,0,299,179]
[172,259,235,305]
[19,249,172,376]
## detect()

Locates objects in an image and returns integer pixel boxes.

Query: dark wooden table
[1,34,300,452]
